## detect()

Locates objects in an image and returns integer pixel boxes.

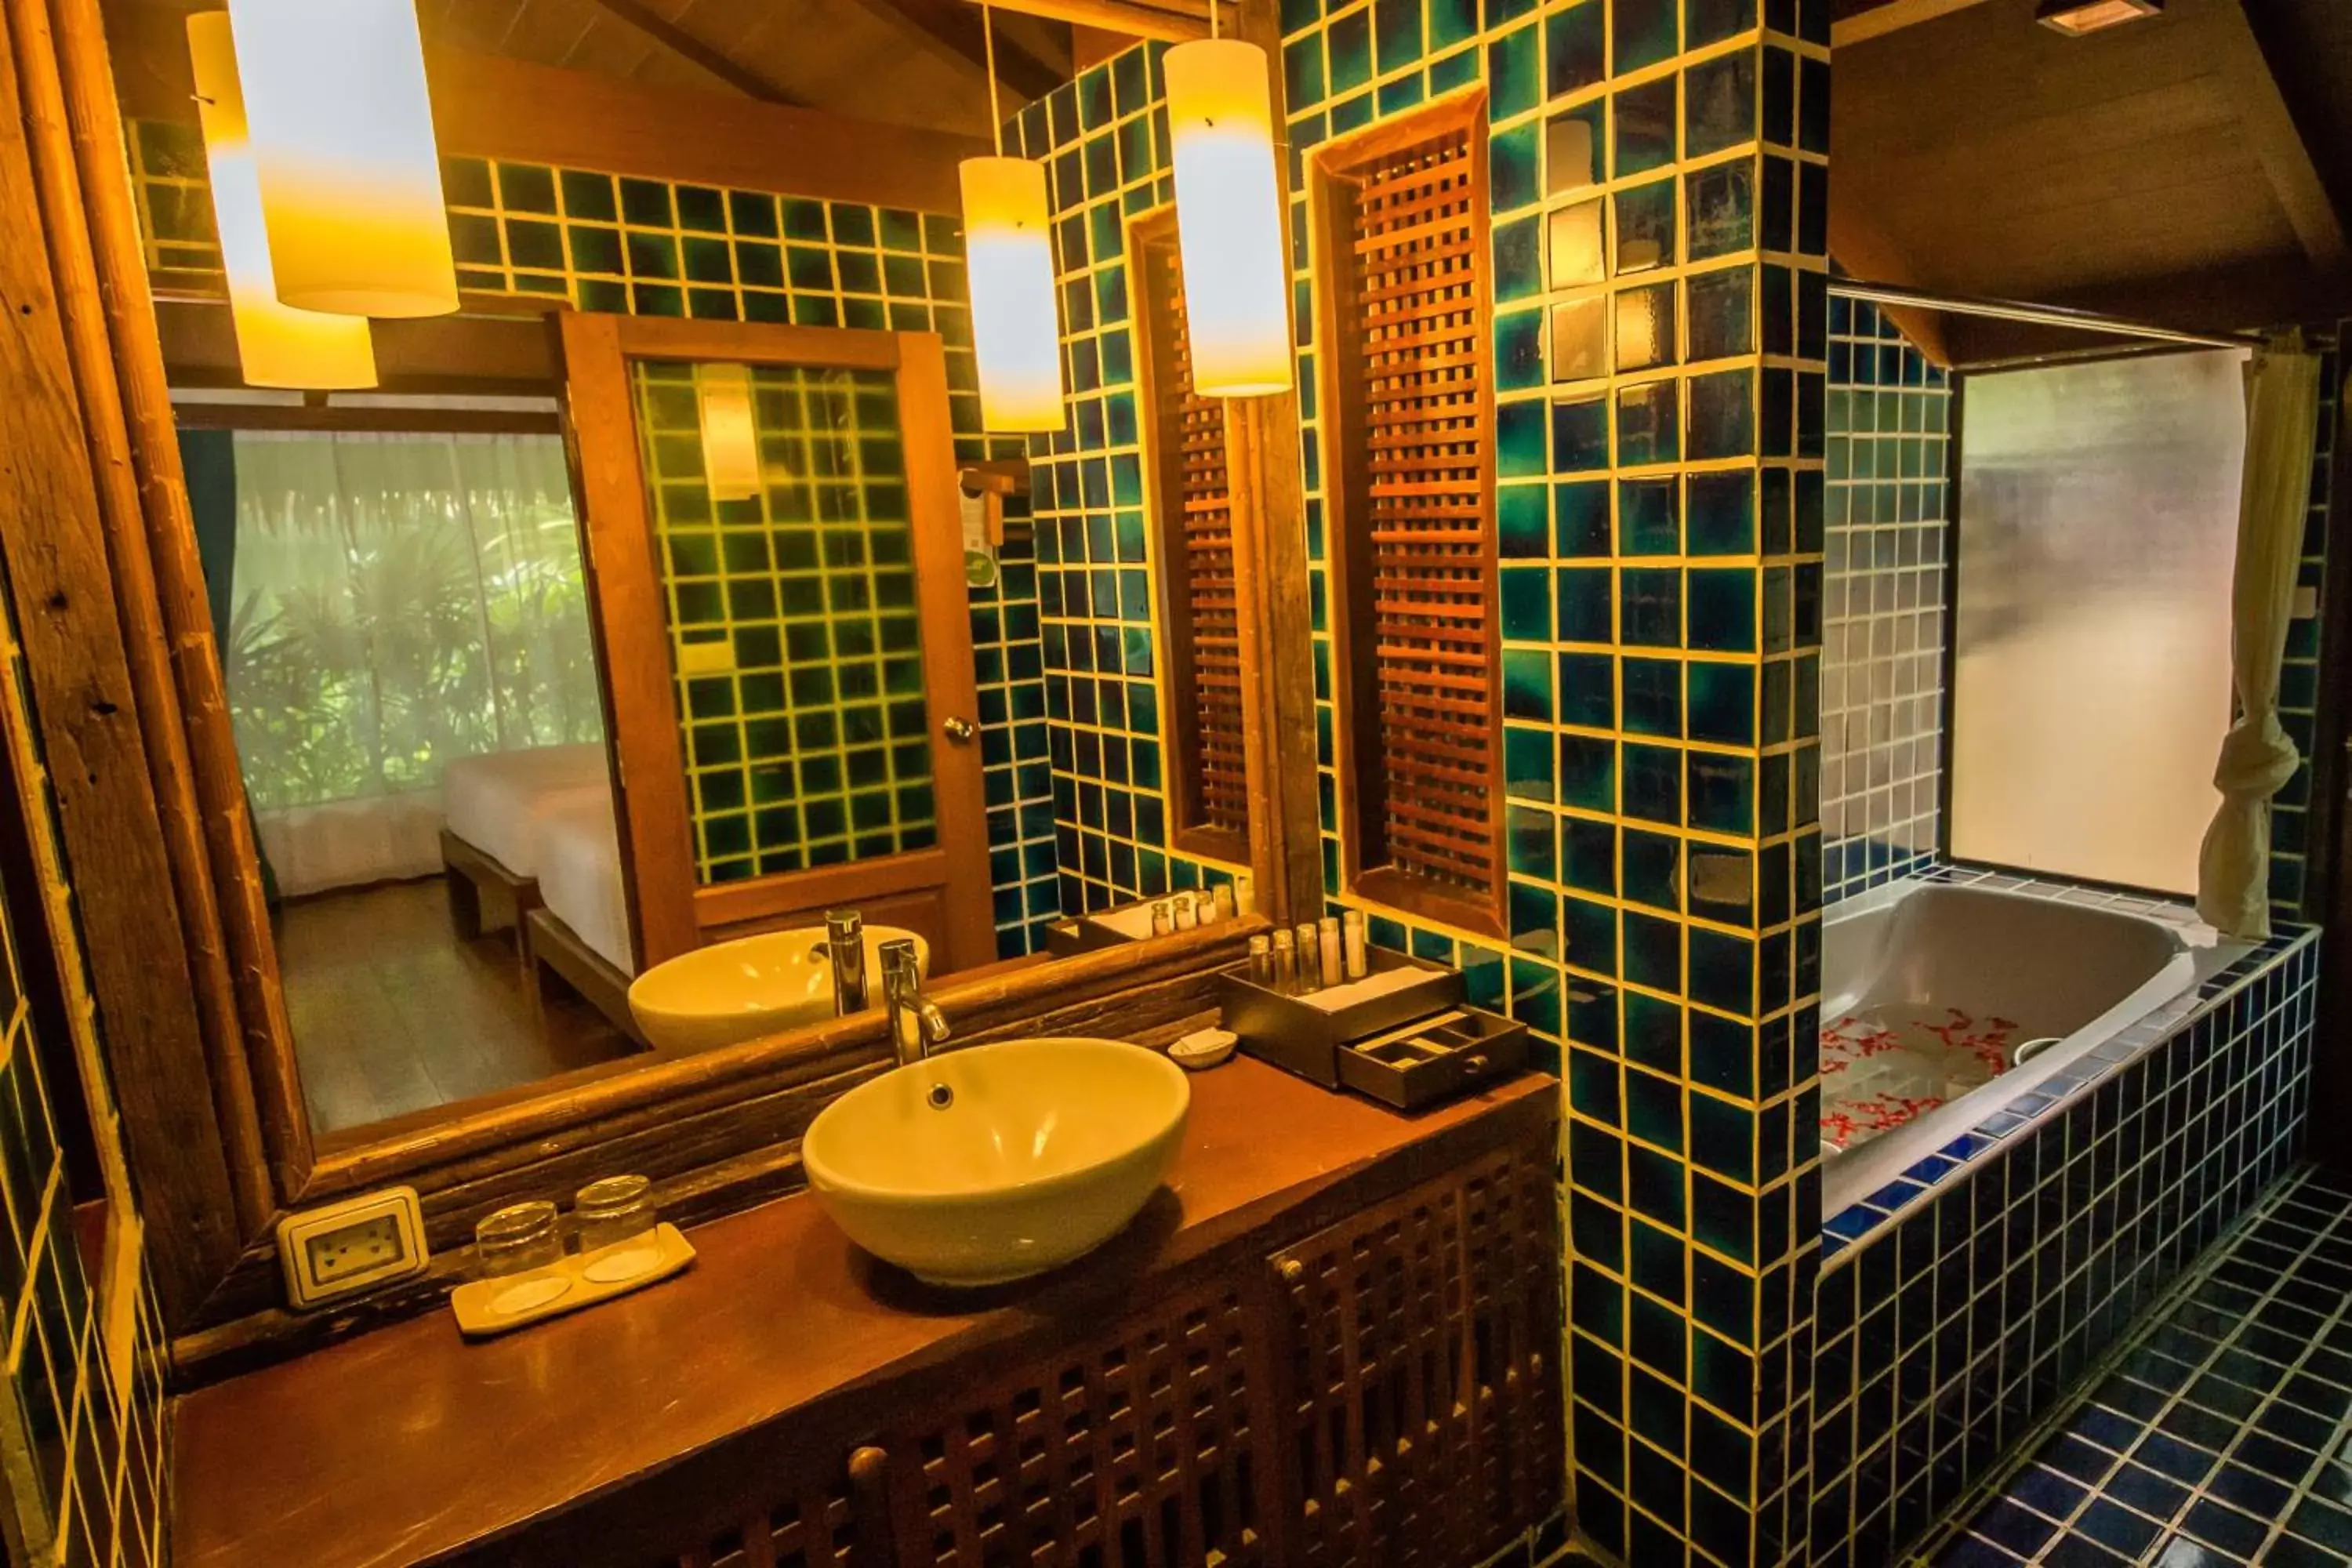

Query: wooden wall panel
[1133,208,1251,866]
[1312,94,1505,939]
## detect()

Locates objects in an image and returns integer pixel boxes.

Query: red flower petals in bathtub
[1817,1006,2035,1152]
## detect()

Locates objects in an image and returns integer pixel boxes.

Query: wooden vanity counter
[172,1056,1558,1568]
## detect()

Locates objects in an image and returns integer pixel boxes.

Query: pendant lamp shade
[224,0,459,318]
[1163,39,1292,397]
[697,365,764,503]
[185,13,377,389]
[959,156,1065,434]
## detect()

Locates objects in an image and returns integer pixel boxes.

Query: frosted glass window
[1949,349,2246,895]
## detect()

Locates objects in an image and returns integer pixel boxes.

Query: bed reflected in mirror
[173,397,637,1133]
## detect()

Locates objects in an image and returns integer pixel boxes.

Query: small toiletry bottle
[1150,900,1173,937]
[1318,916,1343,987]
[1173,893,1196,932]
[1232,872,1257,918]
[1271,929,1297,991]
[1247,932,1273,985]
[1195,888,1220,927]
[1294,922,1321,991]
[1342,909,1369,979]
[1213,884,1236,922]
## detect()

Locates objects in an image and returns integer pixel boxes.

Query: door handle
[942,716,977,743]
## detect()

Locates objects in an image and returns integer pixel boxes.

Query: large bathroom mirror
[107,0,1308,1160]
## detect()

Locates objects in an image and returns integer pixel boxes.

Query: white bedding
[442,743,609,878]
[531,788,634,976]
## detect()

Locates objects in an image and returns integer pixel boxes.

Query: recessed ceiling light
[2036,0,2163,35]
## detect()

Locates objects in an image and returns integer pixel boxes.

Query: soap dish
[450,1222,695,1338]
[1169,1028,1237,1070]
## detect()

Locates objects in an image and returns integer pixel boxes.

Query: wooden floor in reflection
[278,877,637,1136]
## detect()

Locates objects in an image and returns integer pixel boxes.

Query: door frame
[557,311,994,972]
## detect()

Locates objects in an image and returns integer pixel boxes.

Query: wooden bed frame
[524,905,646,1046]
[438,826,543,959]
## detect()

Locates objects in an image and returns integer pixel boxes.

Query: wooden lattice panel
[1271,1139,1563,1568]
[1314,100,1504,935]
[670,1469,878,1568]
[1134,209,1251,865]
[891,1278,1273,1567]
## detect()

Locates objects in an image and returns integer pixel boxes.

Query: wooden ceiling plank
[1831,0,1998,47]
[583,0,809,103]
[955,0,1207,43]
[106,5,982,212]
[2212,0,2349,269]
[850,0,1066,100]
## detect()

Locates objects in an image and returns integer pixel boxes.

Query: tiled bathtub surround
[1820,301,1948,909]
[125,122,1064,958]
[1806,891,2318,1567]
[1933,1164,2352,1567]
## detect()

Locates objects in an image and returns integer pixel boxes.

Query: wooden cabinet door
[647,1444,895,1568]
[1269,1137,1564,1568]
[880,1275,1282,1566]
[557,311,996,973]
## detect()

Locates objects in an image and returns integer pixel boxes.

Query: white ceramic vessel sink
[626,926,927,1052]
[803,1036,1190,1286]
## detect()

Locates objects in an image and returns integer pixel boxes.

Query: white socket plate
[275,1186,428,1310]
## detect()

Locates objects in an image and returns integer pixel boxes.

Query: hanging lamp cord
[983,1,1004,154]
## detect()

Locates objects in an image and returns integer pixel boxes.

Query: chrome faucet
[880,938,949,1066]
[825,909,869,1018]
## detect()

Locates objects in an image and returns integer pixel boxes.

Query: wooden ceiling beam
[582,0,807,105]
[104,5,985,213]
[1831,0,1998,48]
[2213,0,2348,271]
[955,0,1215,44]
[852,0,1066,100]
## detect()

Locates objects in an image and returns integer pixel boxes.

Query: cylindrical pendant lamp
[1163,38,1293,397]
[960,156,1065,433]
[185,14,377,389]
[696,365,763,503]
[224,0,459,318]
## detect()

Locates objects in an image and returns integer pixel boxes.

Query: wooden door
[557,312,993,972]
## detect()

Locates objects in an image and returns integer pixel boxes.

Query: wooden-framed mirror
[9,0,1317,1366]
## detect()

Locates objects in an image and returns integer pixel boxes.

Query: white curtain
[224,431,604,895]
[2196,334,2322,939]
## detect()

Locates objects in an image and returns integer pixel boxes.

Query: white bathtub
[1819,879,2205,1215]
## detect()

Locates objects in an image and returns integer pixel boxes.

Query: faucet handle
[826,909,869,1014]
[879,937,920,986]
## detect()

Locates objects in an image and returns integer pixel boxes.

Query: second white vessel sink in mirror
[803,1036,1189,1287]
[626,926,927,1052]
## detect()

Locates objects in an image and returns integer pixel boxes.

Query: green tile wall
[633,362,939,882]
[1281,0,1832,1559]
[1011,50,1253,913]
[0,567,172,1568]
[1022,8,1829,1561]
[126,121,1062,957]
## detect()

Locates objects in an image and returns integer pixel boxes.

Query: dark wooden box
[1215,949,1464,1088]
[1337,1005,1530,1109]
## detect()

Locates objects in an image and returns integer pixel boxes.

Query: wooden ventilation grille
[1270,1139,1563,1568]
[1314,97,1504,938]
[672,1467,883,1568]
[890,1276,1273,1566]
[1133,207,1251,866]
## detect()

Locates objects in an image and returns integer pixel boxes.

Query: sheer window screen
[1949,350,2246,895]
[223,431,603,893]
